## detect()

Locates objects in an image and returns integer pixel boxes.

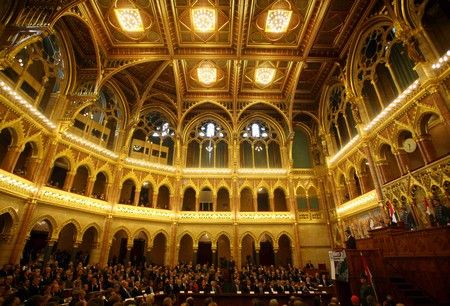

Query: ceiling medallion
[108,0,153,40]
[190,60,224,87]
[114,8,144,32]
[191,7,217,33]
[254,63,277,87]
[255,0,301,41]
[178,1,229,43]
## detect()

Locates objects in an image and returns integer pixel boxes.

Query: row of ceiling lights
[114,4,294,86]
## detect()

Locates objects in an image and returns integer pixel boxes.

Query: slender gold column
[9,199,38,264]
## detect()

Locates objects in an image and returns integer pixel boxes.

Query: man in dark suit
[119,280,133,300]
[345,228,356,249]
[164,279,175,295]
[131,281,142,297]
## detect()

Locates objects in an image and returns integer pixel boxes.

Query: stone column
[273,247,279,266]
[169,194,175,211]
[85,178,95,197]
[145,247,152,265]
[98,215,113,268]
[63,171,75,191]
[71,242,80,264]
[147,189,152,207]
[43,239,57,262]
[1,145,22,172]
[255,247,260,266]
[152,193,158,208]
[233,223,240,269]
[105,183,112,202]
[213,194,217,211]
[168,222,178,267]
[363,145,384,201]
[318,178,335,250]
[124,244,132,265]
[165,246,171,266]
[212,247,217,267]
[116,188,123,203]
[192,247,198,265]
[347,179,357,200]
[237,246,242,269]
[363,145,388,221]
[35,138,58,186]
[269,196,275,211]
[416,134,437,164]
[376,161,388,184]
[394,150,409,175]
[292,222,302,268]
[133,188,141,206]
[89,242,101,265]
[26,157,42,181]
[358,173,369,194]
[9,199,38,264]
[291,245,299,267]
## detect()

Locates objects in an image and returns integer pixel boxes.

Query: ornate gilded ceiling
[7,0,375,130]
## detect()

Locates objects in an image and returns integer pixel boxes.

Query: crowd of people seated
[0,256,339,306]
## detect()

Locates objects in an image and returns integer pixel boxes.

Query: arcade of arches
[0,0,449,271]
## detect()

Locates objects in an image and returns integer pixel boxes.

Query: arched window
[325,85,357,152]
[156,185,170,210]
[92,172,107,200]
[296,187,307,211]
[216,187,230,211]
[257,187,270,211]
[274,188,288,211]
[308,187,320,211]
[47,157,70,189]
[292,127,312,168]
[130,111,175,165]
[182,187,196,211]
[139,181,153,207]
[72,165,89,195]
[354,25,418,119]
[378,144,401,183]
[240,187,254,212]
[186,120,228,168]
[120,179,136,205]
[72,87,123,150]
[240,120,281,168]
[199,187,213,211]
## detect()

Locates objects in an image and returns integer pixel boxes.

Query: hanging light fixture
[191,7,217,33]
[114,8,144,32]
[255,67,276,86]
[197,61,217,85]
[255,0,301,41]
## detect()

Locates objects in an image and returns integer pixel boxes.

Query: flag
[387,201,397,223]
[360,252,372,284]
[423,198,432,215]
[360,252,378,301]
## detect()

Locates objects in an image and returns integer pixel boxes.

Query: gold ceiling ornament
[178,0,229,42]
[255,0,301,41]
[108,0,153,40]
[254,62,278,87]
[191,7,217,33]
[190,60,224,87]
